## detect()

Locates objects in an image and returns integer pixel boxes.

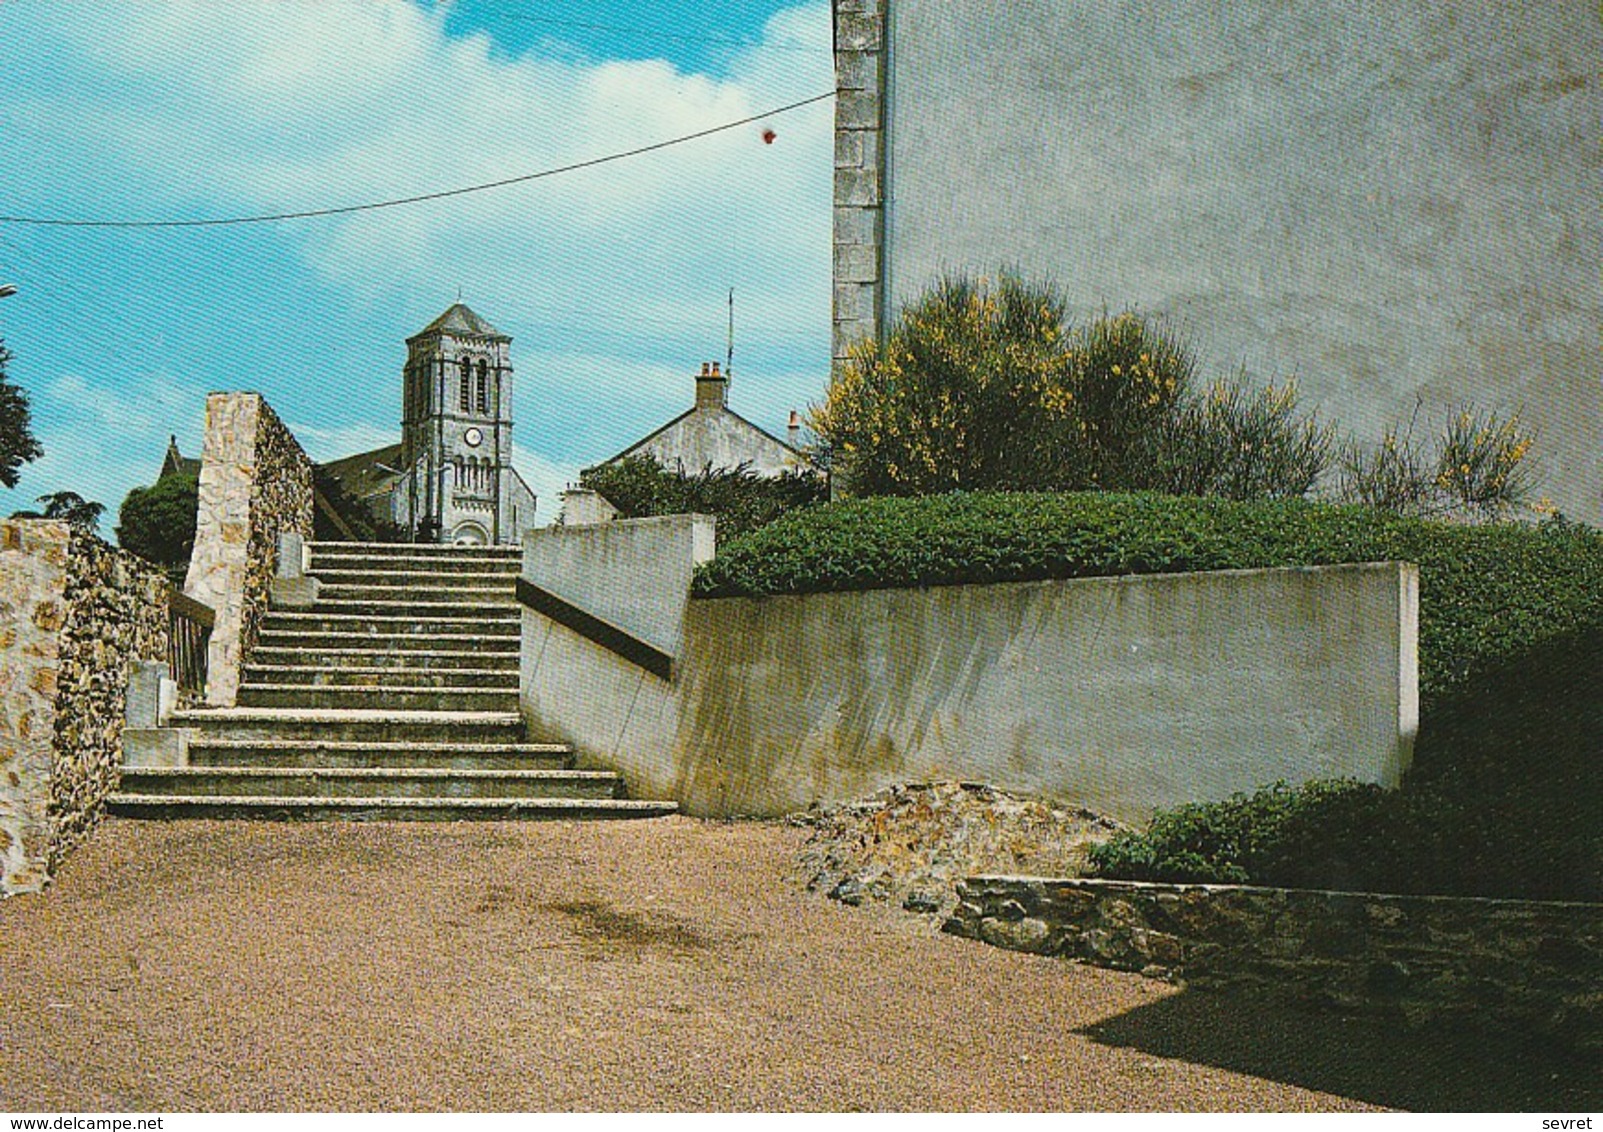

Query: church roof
[409,302,509,342]
[159,435,201,481]
[318,442,406,502]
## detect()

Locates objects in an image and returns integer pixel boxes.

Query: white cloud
[4,1,832,343]
[286,419,400,465]
[510,444,582,524]
[0,369,208,524]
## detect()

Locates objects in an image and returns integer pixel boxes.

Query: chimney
[787,409,801,446]
[695,360,728,411]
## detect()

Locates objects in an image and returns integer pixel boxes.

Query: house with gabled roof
[593,360,812,478]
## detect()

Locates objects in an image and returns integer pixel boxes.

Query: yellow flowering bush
[812,272,1330,499]
[1338,402,1537,520]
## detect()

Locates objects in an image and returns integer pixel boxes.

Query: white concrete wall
[854,0,1603,522]
[555,489,621,527]
[522,515,714,657]
[520,544,1419,822]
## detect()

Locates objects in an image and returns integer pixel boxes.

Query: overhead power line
[0,90,834,230]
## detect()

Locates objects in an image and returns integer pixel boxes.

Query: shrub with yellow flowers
[1337,401,1537,520]
[812,271,1332,501]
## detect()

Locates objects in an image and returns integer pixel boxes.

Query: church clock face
[463,427,483,448]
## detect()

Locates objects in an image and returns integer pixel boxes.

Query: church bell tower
[399,302,519,544]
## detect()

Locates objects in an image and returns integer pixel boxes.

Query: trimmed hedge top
[692,491,1603,700]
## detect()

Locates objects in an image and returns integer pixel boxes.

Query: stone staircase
[108,542,677,821]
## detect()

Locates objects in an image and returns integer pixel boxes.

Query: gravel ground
[0,817,1588,1112]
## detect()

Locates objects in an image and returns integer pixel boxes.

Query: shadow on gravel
[541,899,717,955]
[1077,988,1603,1112]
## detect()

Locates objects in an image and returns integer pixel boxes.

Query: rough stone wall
[185,393,313,706]
[50,529,171,871]
[831,0,886,370]
[240,398,313,669]
[947,876,1603,1052]
[0,521,69,895]
[0,521,171,895]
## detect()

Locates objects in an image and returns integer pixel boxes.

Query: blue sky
[0,0,834,532]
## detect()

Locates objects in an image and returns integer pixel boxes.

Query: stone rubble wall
[241,398,313,672]
[184,393,313,706]
[0,521,70,894]
[51,529,171,872]
[946,876,1603,1053]
[0,520,172,894]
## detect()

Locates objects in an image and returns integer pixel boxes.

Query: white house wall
[631,410,802,478]
[846,1,1603,522]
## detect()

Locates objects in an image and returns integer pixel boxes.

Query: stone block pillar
[183,393,313,706]
[832,0,888,373]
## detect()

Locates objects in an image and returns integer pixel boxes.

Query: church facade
[322,302,537,545]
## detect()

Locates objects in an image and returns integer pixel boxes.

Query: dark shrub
[117,472,199,572]
[580,454,826,542]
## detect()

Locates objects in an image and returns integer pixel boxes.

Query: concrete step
[312,564,512,583]
[255,631,519,654]
[309,540,521,556]
[300,598,517,620]
[186,739,572,771]
[258,612,519,638]
[118,766,622,800]
[317,582,516,604]
[106,794,679,822]
[242,665,518,690]
[170,707,526,744]
[309,547,520,575]
[248,647,519,671]
[236,684,520,712]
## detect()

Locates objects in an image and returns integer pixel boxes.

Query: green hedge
[694,491,1603,702]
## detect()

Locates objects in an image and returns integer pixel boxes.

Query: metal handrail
[167,587,214,697]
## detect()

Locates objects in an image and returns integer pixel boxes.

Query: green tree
[33,490,105,533]
[117,472,199,568]
[0,338,43,489]
[810,272,1331,500]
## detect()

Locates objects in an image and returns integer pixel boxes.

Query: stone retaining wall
[946,876,1603,1052]
[522,532,1417,822]
[0,521,70,894]
[1,520,172,894]
[52,529,171,871]
[184,393,314,706]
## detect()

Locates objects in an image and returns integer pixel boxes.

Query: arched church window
[476,360,489,415]
[459,358,472,412]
